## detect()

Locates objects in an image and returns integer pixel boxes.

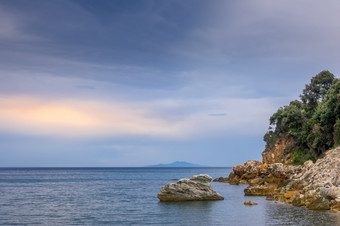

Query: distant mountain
[147,161,204,167]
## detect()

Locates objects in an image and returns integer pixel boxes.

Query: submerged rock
[265,195,275,201]
[213,177,229,183]
[244,185,276,196]
[244,200,258,205]
[292,196,305,207]
[307,197,330,210]
[158,174,224,202]
[330,201,340,212]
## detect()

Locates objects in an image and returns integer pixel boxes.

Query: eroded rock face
[284,148,340,211]
[224,160,301,189]
[262,135,294,164]
[158,174,224,202]
[256,148,340,211]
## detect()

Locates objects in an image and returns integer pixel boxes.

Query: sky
[1,0,340,167]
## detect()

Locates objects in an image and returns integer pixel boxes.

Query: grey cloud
[208,113,227,117]
[76,85,96,90]
[174,0,340,63]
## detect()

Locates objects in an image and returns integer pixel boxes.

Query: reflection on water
[158,201,215,225]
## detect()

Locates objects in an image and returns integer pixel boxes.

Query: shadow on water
[157,200,216,225]
[264,201,340,226]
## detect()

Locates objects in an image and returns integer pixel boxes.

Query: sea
[0,167,339,225]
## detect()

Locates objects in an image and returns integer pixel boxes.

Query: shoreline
[214,147,340,212]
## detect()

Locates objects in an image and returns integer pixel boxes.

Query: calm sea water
[0,167,339,225]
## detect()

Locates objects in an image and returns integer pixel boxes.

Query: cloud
[0,95,177,138]
[0,7,19,40]
[1,0,319,142]
[208,113,227,116]
[76,85,96,90]
[172,0,340,64]
[0,5,38,41]
[0,65,282,140]
[0,94,277,139]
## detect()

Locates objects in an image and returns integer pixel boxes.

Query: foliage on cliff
[264,71,340,164]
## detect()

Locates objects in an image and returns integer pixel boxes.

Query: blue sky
[1,0,340,166]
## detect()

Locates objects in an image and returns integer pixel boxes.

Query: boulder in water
[157,174,224,201]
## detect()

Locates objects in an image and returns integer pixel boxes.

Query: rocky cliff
[262,135,294,164]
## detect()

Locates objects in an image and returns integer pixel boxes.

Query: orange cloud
[0,95,275,138]
[0,95,179,137]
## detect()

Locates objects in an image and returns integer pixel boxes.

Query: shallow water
[0,167,339,225]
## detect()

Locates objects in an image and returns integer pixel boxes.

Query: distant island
[147,161,204,167]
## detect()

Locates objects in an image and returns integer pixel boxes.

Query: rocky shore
[214,147,340,212]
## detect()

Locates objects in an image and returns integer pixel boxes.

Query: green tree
[269,100,305,137]
[264,71,339,164]
[307,80,340,155]
[300,70,335,110]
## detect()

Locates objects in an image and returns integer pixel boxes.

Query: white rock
[158,174,224,201]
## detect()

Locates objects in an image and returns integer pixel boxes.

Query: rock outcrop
[226,160,302,189]
[215,147,340,212]
[281,148,340,212]
[158,174,224,202]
